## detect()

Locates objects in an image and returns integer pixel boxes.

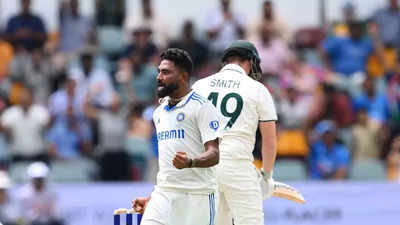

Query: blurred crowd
[0,0,399,197]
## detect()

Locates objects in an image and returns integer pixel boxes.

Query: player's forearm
[259,122,277,173]
[192,140,219,168]
[261,138,277,173]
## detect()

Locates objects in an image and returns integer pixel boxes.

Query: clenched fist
[173,151,191,169]
[132,197,150,214]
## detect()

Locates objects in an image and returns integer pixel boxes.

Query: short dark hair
[160,48,193,76]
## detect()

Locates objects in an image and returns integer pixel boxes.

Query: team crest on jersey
[176,112,185,122]
[209,120,219,131]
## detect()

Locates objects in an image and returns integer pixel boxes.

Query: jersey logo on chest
[176,112,185,122]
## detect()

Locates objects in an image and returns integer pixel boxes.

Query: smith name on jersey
[153,90,221,194]
[192,64,277,161]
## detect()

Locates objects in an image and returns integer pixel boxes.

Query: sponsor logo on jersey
[209,120,219,131]
[157,129,185,141]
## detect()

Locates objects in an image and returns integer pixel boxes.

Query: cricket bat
[258,171,305,204]
[272,181,305,204]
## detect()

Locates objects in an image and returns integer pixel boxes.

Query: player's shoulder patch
[209,120,219,131]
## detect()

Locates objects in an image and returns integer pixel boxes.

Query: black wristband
[188,158,193,168]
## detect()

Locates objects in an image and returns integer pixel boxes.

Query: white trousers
[141,188,216,225]
[215,160,264,225]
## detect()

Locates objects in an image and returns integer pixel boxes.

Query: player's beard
[157,82,179,98]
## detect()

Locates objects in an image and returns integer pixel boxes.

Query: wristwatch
[188,158,193,168]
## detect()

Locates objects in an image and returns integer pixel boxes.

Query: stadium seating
[9,159,99,183]
[349,159,387,180]
[274,159,307,181]
[8,162,32,183]
[48,158,99,182]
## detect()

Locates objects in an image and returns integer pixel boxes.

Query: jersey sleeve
[196,102,221,144]
[257,84,278,122]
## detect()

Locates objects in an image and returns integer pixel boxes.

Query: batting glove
[259,168,275,200]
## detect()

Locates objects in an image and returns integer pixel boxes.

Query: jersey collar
[163,90,194,111]
[220,64,247,76]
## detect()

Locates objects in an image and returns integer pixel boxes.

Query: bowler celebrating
[132,48,220,225]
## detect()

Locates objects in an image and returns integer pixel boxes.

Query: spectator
[1,86,50,163]
[309,120,350,179]
[320,21,374,77]
[84,93,131,181]
[371,0,400,48]
[45,105,83,160]
[124,0,170,48]
[322,22,380,94]
[254,21,294,78]
[280,55,321,97]
[352,77,390,129]
[276,86,310,158]
[48,75,82,117]
[310,84,354,128]
[278,86,310,129]
[4,0,47,51]
[9,48,54,104]
[308,83,355,149]
[18,162,63,225]
[68,47,114,108]
[0,171,18,225]
[58,0,95,54]
[120,27,158,64]
[116,50,157,105]
[47,76,92,157]
[351,109,380,160]
[205,0,246,57]
[125,103,152,181]
[332,2,361,37]
[168,20,209,75]
[247,0,291,42]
